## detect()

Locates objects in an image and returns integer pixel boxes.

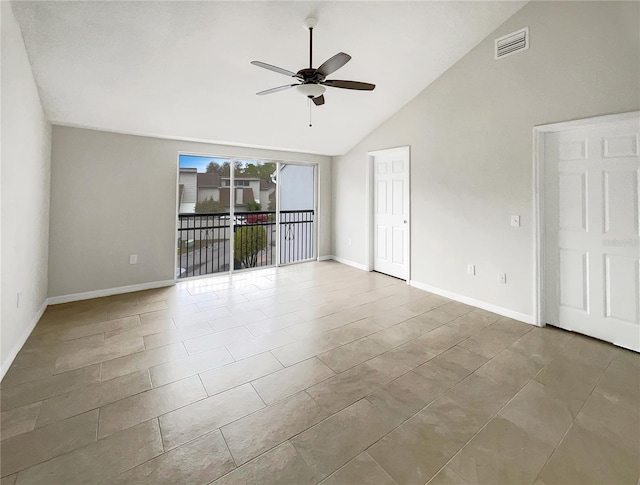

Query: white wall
[1,2,52,377]
[49,127,331,298]
[332,1,640,321]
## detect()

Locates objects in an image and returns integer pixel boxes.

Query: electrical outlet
[511,215,520,227]
[499,273,507,284]
[348,238,352,246]
[129,254,137,265]
[467,264,476,276]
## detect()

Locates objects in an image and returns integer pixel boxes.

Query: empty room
[1,1,639,484]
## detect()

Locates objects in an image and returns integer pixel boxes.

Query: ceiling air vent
[495,27,529,60]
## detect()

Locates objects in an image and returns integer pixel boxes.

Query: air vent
[495,27,529,59]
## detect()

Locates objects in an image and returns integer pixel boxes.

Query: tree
[234,226,267,268]
[206,161,231,176]
[246,200,261,211]
[195,196,224,213]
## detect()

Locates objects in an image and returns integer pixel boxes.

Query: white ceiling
[12,1,526,156]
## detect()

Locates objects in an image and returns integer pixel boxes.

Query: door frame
[532,111,639,326]
[365,145,411,283]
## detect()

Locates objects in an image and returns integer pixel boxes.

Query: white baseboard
[409,279,535,325]
[317,255,333,262]
[48,280,176,305]
[329,255,367,271]
[1,299,48,380]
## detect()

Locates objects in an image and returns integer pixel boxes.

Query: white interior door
[544,116,640,351]
[372,147,410,280]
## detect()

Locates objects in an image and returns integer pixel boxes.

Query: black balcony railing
[177,210,314,279]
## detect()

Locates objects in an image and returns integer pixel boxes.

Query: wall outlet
[467,264,476,276]
[510,215,520,227]
[348,238,352,246]
[129,254,137,265]
[499,273,507,284]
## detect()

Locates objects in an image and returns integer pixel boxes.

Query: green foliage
[206,161,231,176]
[195,196,224,213]
[234,226,267,268]
[246,200,261,211]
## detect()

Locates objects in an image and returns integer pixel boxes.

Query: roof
[197,172,220,188]
[260,179,275,190]
[179,167,197,173]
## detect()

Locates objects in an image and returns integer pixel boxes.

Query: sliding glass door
[176,155,315,279]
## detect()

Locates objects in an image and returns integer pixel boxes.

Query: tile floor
[1,261,638,484]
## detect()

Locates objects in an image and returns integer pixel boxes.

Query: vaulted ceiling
[12,1,526,155]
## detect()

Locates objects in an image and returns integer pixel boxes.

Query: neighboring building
[177,169,276,213]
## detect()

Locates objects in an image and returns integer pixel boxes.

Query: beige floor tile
[98,375,206,438]
[159,383,264,450]
[0,474,17,485]
[172,306,233,327]
[111,430,235,484]
[0,402,42,441]
[428,466,469,485]
[597,356,640,402]
[108,299,169,319]
[498,380,574,447]
[252,357,335,404]
[363,307,420,329]
[538,422,639,485]
[368,398,483,485]
[487,317,533,338]
[306,362,390,414]
[0,359,56,390]
[448,416,554,485]
[59,315,141,341]
[14,419,163,485]
[458,328,518,359]
[11,334,105,368]
[414,346,487,386]
[414,325,468,353]
[149,346,234,387]
[576,385,640,451]
[226,330,296,360]
[199,352,283,396]
[560,334,616,369]
[208,309,269,332]
[367,317,440,349]
[212,441,318,485]
[222,391,329,465]
[291,399,397,480]
[441,374,516,423]
[1,364,101,411]
[184,326,253,355]
[246,313,306,336]
[0,410,97,476]
[509,327,572,364]
[318,337,390,373]
[36,369,151,427]
[365,369,450,425]
[320,452,396,485]
[271,319,383,367]
[104,318,175,344]
[534,355,604,417]
[143,321,213,349]
[400,295,448,314]
[101,342,188,381]
[53,335,145,373]
[475,348,543,391]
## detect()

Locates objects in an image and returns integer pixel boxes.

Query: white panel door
[545,117,640,351]
[373,148,410,279]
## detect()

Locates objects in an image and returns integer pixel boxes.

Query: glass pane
[177,155,232,277]
[233,160,277,270]
[279,164,315,263]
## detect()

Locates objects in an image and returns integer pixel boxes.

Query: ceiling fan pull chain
[309,99,312,127]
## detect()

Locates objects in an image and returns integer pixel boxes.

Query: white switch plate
[499,273,507,284]
[348,238,352,246]
[511,215,520,227]
[467,264,476,276]
[129,254,137,265]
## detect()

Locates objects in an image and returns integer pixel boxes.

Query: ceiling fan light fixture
[296,83,325,98]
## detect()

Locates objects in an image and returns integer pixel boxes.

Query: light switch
[129,254,137,265]
[510,215,520,227]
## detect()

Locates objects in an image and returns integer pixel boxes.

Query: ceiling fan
[251,16,375,107]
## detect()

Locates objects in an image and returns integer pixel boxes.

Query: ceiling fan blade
[316,52,351,77]
[256,84,297,95]
[323,79,376,91]
[251,61,297,78]
[312,95,325,106]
